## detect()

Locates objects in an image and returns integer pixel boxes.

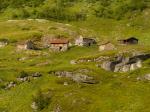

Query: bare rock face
[31,102,38,111]
[100,53,150,72]
[53,105,62,112]
[136,60,142,68]
[137,74,150,81]
[73,56,110,64]
[17,72,42,82]
[51,69,98,84]
[121,65,131,72]
[70,60,77,65]
[5,81,16,89]
[17,77,30,82]
[130,63,138,71]
[144,74,150,81]
[0,42,8,47]
[101,61,115,71]
[32,72,42,78]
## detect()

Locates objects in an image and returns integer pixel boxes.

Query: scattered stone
[70,60,76,65]
[100,53,150,72]
[6,81,16,89]
[36,62,49,66]
[136,60,142,68]
[101,61,115,71]
[27,19,34,21]
[54,105,61,112]
[17,77,30,82]
[7,20,20,22]
[31,102,38,111]
[64,82,68,86]
[136,77,142,81]
[18,57,28,61]
[17,72,42,82]
[35,19,49,23]
[51,69,97,84]
[121,65,131,72]
[32,72,42,78]
[127,76,131,78]
[136,74,150,81]
[144,74,150,81]
[0,42,8,48]
[74,56,110,64]
[130,63,138,71]
[77,69,89,73]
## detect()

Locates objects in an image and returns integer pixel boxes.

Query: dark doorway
[88,43,91,46]
[59,46,62,51]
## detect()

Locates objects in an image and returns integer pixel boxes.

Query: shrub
[18,71,29,78]
[0,83,5,89]
[0,0,149,20]
[32,90,51,111]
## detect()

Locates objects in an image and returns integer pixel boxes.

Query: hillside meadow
[0,16,149,112]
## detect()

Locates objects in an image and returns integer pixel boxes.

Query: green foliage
[0,14,150,112]
[32,90,51,111]
[93,0,148,19]
[0,0,149,20]
[18,71,29,78]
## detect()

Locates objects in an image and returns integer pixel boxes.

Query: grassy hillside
[0,1,150,112]
[0,14,150,112]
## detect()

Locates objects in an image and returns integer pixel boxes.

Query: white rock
[64,82,68,86]
[31,102,38,111]
[144,74,150,81]
[70,60,76,65]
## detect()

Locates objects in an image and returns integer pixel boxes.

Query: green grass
[0,18,150,112]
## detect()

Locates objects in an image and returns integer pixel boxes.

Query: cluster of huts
[1,35,138,52]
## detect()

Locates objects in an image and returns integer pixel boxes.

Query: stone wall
[100,53,150,73]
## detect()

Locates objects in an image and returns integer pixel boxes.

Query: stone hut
[99,42,115,51]
[118,37,138,45]
[75,35,96,47]
[17,40,36,50]
[49,38,69,52]
[41,34,56,48]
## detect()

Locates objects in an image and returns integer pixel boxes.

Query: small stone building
[75,35,96,47]
[49,38,69,52]
[17,40,36,50]
[118,37,138,45]
[99,42,115,51]
[41,34,56,48]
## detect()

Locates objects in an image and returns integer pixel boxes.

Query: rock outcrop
[137,74,150,81]
[5,81,16,89]
[50,69,98,84]
[100,53,150,72]
[70,56,110,65]
[17,72,42,82]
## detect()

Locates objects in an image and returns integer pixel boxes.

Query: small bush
[18,71,29,78]
[32,90,51,111]
[0,83,5,89]
[0,38,9,43]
